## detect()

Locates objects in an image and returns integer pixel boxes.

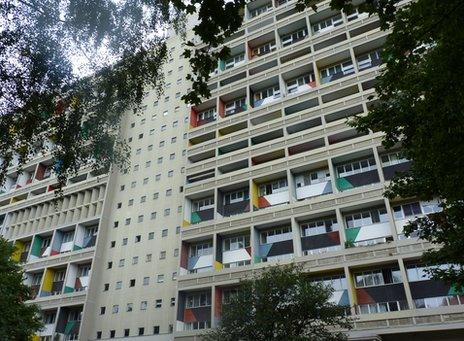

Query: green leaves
[204,264,351,341]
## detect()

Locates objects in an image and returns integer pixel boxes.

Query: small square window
[112,305,119,314]
[150,212,157,220]
[177,206,182,213]
[110,241,115,248]
[149,129,155,135]
[124,329,130,337]
[135,235,141,243]
[161,125,167,131]
[104,283,109,291]
[176,226,181,234]
[136,148,141,155]
[172,272,177,280]
[120,185,125,191]
[140,301,148,310]
[116,202,122,209]
[128,199,133,206]
[153,192,159,199]
[97,331,102,339]
[166,189,172,196]
[145,161,151,168]
[125,218,131,226]
[148,232,154,240]
[110,330,115,338]
[171,297,176,306]
[143,276,150,285]
[159,141,165,147]
[138,215,144,223]
[140,196,146,203]
[157,157,163,164]
[138,327,144,336]
[154,326,160,335]
[154,101,158,107]
[146,253,152,262]
[122,238,128,246]
[173,248,179,257]
[114,221,119,228]
[131,181,136,188]
[148,144,153,151]
[107,261,113,269]
[164,209,170,216]
[119,259,125,267]
[116,281,122,290]
[143,177,149,185]
[130,279,136,287]
[170,153,175,160]
[131,122,135,128]
[163,110,168,116]
[126,303,133,312]
[138,133,143,139]
[100,306,106,315]
[159,251,166,259]
[155,299,162,308]
[168,170,173,177]
[155,174,161,181]
[132,256,139,265]
[157,275,164,283]
[171,137,177,143]
[133,164,139,171]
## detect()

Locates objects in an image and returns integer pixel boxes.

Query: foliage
[344,0,464,287]
[204,264,351,341]
[0,237,43,340]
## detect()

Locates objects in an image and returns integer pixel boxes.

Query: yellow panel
[251,181,259,209]
[32,335,40,341]
[347,270,357,305]
[11,240,24,262]
[214,261,223,270]
[182,220,191,228]
[42,268,55,292]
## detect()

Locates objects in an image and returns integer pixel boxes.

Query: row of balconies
[25,261,92,301]
[12,221,98,264]
[181,197,441,275]
[184,148,411,214]
[209,2,371,78]
[35,305,83,340]
[191,43,382,128]
[176,262,461,332]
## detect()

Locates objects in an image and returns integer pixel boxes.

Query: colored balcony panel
[354,267,408,314]
[344,207,392,247]
[220,234,252,269]
[249,36,276,59]
[39,310,57,337]
[30,234,52,260]
[181,241,214,274]
[189,99,217,128]
[335,157,379,191]
[393,200,442,238]
[380,151,411,180]
[253,177,289,210]
[257,226,294,263]
[191,197,215,224]
[218,187,250,217]
[311,275,350,306]
[81,224,98,249]
[301,217,341,255]
[223,97,247,117]
[295,169,332,200]
[26,271,43,299]
[51,229,75,256]
[406,263,464,309]
[177,291,212,331]
[56,307,82,340]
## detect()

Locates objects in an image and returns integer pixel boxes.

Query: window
[148,144,153,151]
[320,60,355,82]
[312,14,343,34]
[138,328,144,336]
[336,157,377,178]
[124,329,130,337]
[145,161,151,168]
[117,202,122,209]
[174,248,179,257]
[122,238,128,246]
[135,235,141,243]
[132,256,139,265]
[112,305,119,314]
[130,122,135,128]
[107,261,113,269]
[133,164,139,171]
[140,195,146,203]
[301,218,339,237]
[110,330,115,338]
[260,226,292,244]
[159,141,165,147]
[157,157,163,164]
[168,170,174,178]
[296,169,331,188]
[225,97,247,116]
[249,3,272,18]
[115,281,122,290]
[223,235,250,251]
[162,229,168,237]
[153,192,159,199]
[130,279,136,287]
[113,221,119,228]
[157,274,164,283]
[224,189,249,204]
[192,197,214,211]
[161,124,167,131]
[171,297,176,306]
[170,153,175,160]
[155,299,162,308]
[128,199,133,206]
[164,208,170,216]
[148,232,154,240]
[104,283,109,291]
[155,174,161,181]
[151,212,157,220]
[281,27,308,47]
[345,208,389,229]
[171,136,177,143]
[118,259,125,267]
[146,254,152,262]
[189,242,213,257]
[172,272,178,280]
[176,226,181,234]
[153,326,160,335]
[286,73,315,94]
[110,241,115,248]
[259,178,288,196]
[143,277,150,285]
[197,108,216,122]
[166,189,172,196]
[120,185,125,191]
[131,181,136,188]
[185,292,211,308]
[125,218,131,226]
[126,303,133,312]
[160,251,166,259]
[224,53,245,69]
[97,331,102,339]
[354,268,402,288]
[252,41,276,57]
[138,215,144,223]
[100,307,106,315]
[140,301,148,310]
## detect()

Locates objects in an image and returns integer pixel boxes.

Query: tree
[204,264,351,341]
[0,0,244,190]
[0,237,43,340]
[341,0,464,288]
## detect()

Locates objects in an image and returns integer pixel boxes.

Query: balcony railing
[355,300,409,315]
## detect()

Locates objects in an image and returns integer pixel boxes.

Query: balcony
[344,207,392,247]
[380,151,411,181]
[319,59,355,84]
[311,275,350,306]
[217,184,250,218]
[294,168,332,201]
[248,31,276,59]
[40,267,66,297]
[300,217,341,255]
[218,234,251,269]
[50,229,75,256]
[55,306,82,340]
[220,44,246,71]
[180,240,214,275]
[253,175,289,210]
[219,87,248,118]
[29,234,52,260]
[251,76,281,108]
[393,200,441,238]
[25,271,43,300]
[247,0,273,19]
[310,11,343,35]
[354,266,409,315]
[190,196,215,224]
[278,19,308,48]
[257,225,294,263]
[177,290,212,331]
[335,155,380,191]
[190,98,217,128]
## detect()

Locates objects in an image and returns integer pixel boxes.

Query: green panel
[64,321,75,335]
[191,212,201,224]
[345,227,361,243]
[448,284,463,296]
[336,177,354,191]
[219,60,226,71]
[64,286,74,293]
[30,235,43,256]
[73,245,82,251]
[253,256,262,264]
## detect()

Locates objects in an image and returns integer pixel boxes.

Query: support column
[397,257,414,310]
[291,217,302,258]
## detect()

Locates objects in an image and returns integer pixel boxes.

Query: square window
[110,241,115,248]
[170,153,175,160]
[155,174,161,181]
[166,189,172,196]
[141,301,148,310]
[112,305,119,314]
[171,297,176,306]
[138,327,144,336]
[116,281,122,290]
[110,330,115,338]
[174,248,179,257]
[114,221,119,228]
[168,170,173,177]
[138,133,143,139]
[140,195,146,203]
[146,253,152,262]
[138,215,144,223]
[120,185,125,191]
[155,299,162,308]
[97,331,102,339]
[133,164,139,171]
[125,218,131,226]
[100,306,106,315]
[153,192,159,199]
[150,212,157,220]
[128,199,133,206]
[145,161,151,168]
[126,303,133,312]
[124,329,130,337]
[130,279,136,287]
[135,235,141,243]
[122,238,128,246]
[157,275,164,283]
[148,232,154,240]
[176,226,181,234]
[162,229,168,237]
[104,283,109,291]
[117,202,122,209]
[160,251,166,259]
[107,261,113,269]
[153,326,160,335]
[164,208,170,216]
[119,259,125,267]
[131,181,136,188]
[132,256,139,265]
[172,272,177,280]
[148,144,153,151]
[143,277,150,285]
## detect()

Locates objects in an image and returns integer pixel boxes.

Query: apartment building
[0,26,192,341]
[2,0,464,340]
[175,0,464,340]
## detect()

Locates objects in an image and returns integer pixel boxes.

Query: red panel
[214,288,222,319]
[327,231,341,244]
[180,242,189,269]
[184,308,197,323]
[36,164,46,180]
[258,196,270,208]
[218,99,225,118]
[189,108,198,128]
[50,250,60,256]
[245,246,252,256]
[356,288,375,304]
